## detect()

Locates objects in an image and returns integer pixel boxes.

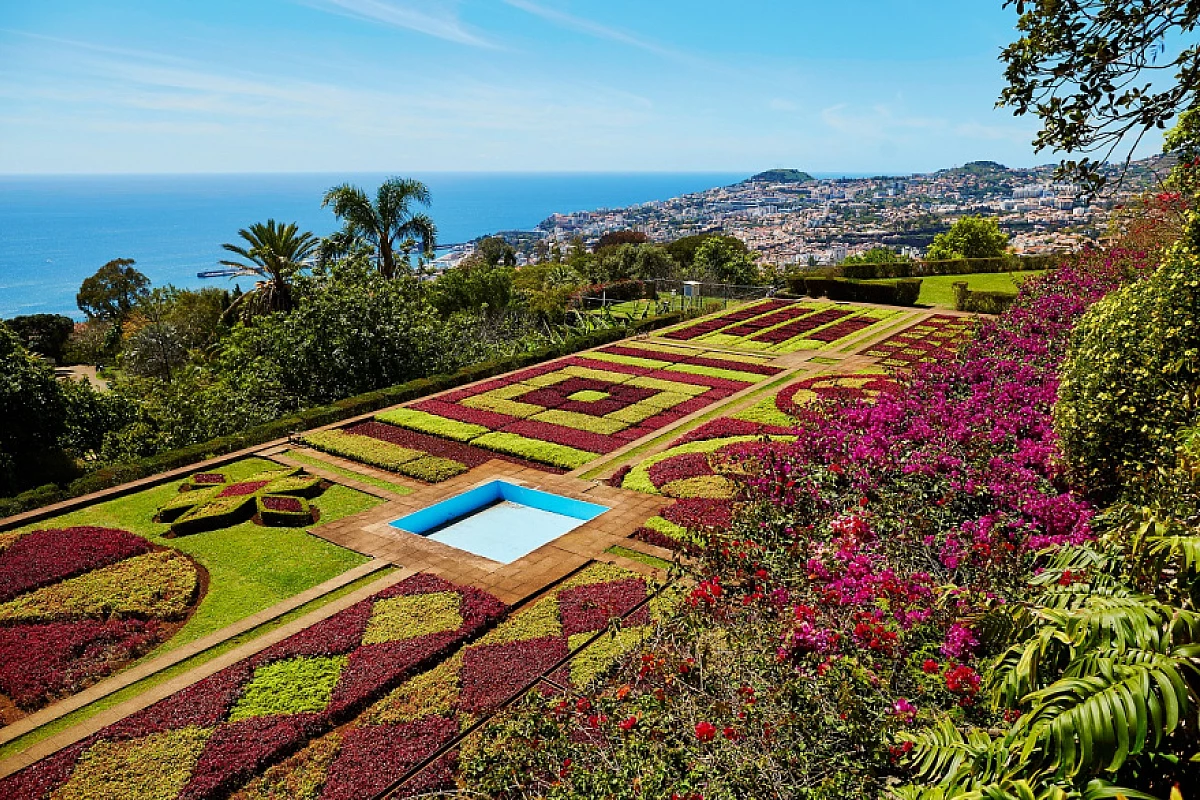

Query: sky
[0,1,1168,175]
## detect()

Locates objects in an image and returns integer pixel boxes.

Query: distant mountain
[745,169,813,184]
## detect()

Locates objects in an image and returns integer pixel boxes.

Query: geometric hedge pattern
[0,528,201,720]
[0,573,505,800]
[154,468,325,536]
[232,563,659,800]
[366,344,783,470]
[658,298,902,353]
[863,313,974,369]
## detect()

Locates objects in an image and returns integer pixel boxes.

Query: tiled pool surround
[390,480,609,564]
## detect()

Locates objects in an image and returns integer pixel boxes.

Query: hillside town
[515,156,1173,267]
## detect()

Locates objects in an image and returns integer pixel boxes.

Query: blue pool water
[390,480,609,564]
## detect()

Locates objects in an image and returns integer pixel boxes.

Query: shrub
[532,409,628,435]
[170,494,257,536]
[397,455,468,483]
[825,278,922,306]
[256,495,313,526]
[952,282,1018,314]
[470,432,596,469]
[1055,246,1200,494]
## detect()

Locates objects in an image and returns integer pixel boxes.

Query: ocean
[0,172,747,319]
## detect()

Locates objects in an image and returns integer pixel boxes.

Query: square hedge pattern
[0,573,505,800]
[366,346,783,470]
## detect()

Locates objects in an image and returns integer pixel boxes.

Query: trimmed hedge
[793,276,921,306]
[0,313,688,521]
[836,253,1059,280]
[952,282,1018,314]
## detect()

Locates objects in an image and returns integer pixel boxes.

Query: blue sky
[0,1,1167,174]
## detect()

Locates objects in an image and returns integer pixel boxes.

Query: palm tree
[321,177,437,278]
[219,220,318,321]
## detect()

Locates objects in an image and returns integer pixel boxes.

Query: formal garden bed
[1,458,380,678]
[862,313,975,369]
[655,298,906,353]
[1,563,668,800]
[0,528,204,725]
[316,346,783,472]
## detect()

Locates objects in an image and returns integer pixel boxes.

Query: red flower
[619,716,638,731]
[694,721,717,742]
[921,659,940,674]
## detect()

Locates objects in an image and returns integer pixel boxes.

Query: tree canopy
[322,178,437,278]
[219,220,318,320]
[925,216,1009,260]
[999,0,1200,191]
[76,258,149,322]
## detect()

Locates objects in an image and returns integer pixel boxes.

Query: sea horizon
[4,170,859,319]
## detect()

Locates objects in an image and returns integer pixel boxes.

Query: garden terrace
[862,313,974,369]
[0,458,381,733]
[655,299,908,353]
[0,572,506,800]
[326,344,785,472]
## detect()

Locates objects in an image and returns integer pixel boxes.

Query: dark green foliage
[745,168,813,183]
[3,314,75,363]
[474,236,518,267]
[999,0,1200,192]
[76,258,149,322]
[795,276,921,306]
[430,261,514,316]
[665,233,747,270]
[953,283,1018,315]
[1056,247,1200,494]
[0,326,73,495]
[593,230,649,252]
[926,216,1009,261]
[692,236,759,285]
[837,254,1056,281]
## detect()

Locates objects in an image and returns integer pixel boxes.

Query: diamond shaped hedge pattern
[0,573,505,800]
[231,563,662,800]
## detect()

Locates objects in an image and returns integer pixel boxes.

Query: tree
[120,289,189,381]
[219,220,318,321]
[430,259,514,316]
[0,325,69,494]
[841,247,906,266]
[999,0,1200,192]
[76,258,149,322]
[666,233,749,270]
[925,216,1009,261]
[594,230,649,252]
[474,236,517,267]
[4,314,75,363]
[693,236,760,285]
[322,177,437,278]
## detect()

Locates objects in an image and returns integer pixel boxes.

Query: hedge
[0,312,688,521]
[952,282,1018,314]
[792,276,921,306]
[836,253,1060,280]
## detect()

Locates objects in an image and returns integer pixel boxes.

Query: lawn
[14,457,379,650]
[876,270,1045,309]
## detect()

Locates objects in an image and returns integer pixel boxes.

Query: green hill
[746,168,813,184]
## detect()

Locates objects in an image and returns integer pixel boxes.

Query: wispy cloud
[303,0,495,47]
[501,0,702,65]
